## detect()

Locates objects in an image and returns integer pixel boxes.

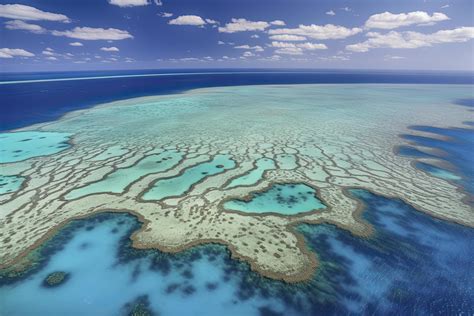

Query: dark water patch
[402,125,474,195]
[396,145,441,159]
[122,295,155,316]
[454,98,474,107]
[41,271,70,288]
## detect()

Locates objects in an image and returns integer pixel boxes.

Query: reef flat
[0,84,473,282]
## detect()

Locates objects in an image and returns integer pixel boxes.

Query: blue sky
[0,0,473,72]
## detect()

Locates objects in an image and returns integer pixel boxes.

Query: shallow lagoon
[224,183,325,215]
[143,154,235,200]
[0,131,71,163]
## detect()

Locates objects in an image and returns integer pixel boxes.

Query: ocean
[0,70,473,315]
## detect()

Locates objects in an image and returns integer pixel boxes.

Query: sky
[0,0,473,72]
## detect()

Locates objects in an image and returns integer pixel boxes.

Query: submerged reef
[42,271,69,288]
[0,84,473,282]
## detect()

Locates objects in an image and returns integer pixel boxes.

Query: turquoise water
[226,158,275,188]
[1,190,473,315]
[224,183,326,215]
[0,214,286,316]
[0,175,24,194]
[143,154,235,200]
[0,131,71,163]
[66,150,183,199]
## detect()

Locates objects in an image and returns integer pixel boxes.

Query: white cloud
[42,50,55,56]
[251,34,259,38]
[45,56,57,60]
[101,46,120,52]
[269,34,307,41]
[180,57,200,61]
[4,20,46,33]
[258,54,281,61]
[0,4,70,22]
[52,27,133,40]
[297,42,328,50]
[270,41,327,54]
[346,27,474,52]
[441,4,450,9]
[169,15,206,26]
[0,48,35,58]
[268,24,362,40]
[384,55,405,60]
[217,40,225,45]
[365,11,449,29]
[326,10,336,16]
[234,45,264,52]
[271,41,327,50]
[69,42,83,46]
[154,0,163,6]
[319,55,349,61]
[205,18,218,24]
[158,12,173,18]
[108,0,150,7]
[242,51,255,57]
[341,7,351,12]
[270,20,285,26]
[218,18,269,33]
[275,47,303,55]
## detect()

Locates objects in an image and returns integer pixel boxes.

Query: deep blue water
[400,123,474,196]
[1,69,473,131]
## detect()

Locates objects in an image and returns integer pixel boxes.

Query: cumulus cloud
[0,48,35,58]
[268,24,362,40]
[271,41,327,55]
[69,42,83,46]
[234,44,264,52]
[242,51,255,57]
[42,49,55,56]
[269,34,307,41]
[326,10,336,16]
[297,42,328,50]
[4,20,46,33]
[271,41,327,50]
[251,34,259,38]
[270,20,285,26]
[275,47,303,55]
[52,27,133,40]
[158,12,173,18]
[101,46,120,52]
[169,15,206,26]
[218,18,269,33]
[205,18,218,24]
[365,11,449,29]
[0,4,69,22]
[108,0,150,7]
[346,27,474,52]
